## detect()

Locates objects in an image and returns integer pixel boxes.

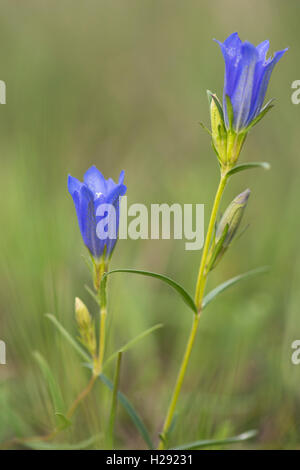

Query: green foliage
[102,269,197,313]
[104,323,163,367]
[33,351,70,430]
[202,267,269,309]
[173,429,257,450]
[227,162,271,177]
[22,434,102,450]
[98,372,154,450]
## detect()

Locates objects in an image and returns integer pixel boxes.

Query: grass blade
[45,314,91,362]
[173,429,257,450]
[97,371,154,449]
[104,323,163,367]
[22,434,102,450]
[107,352,122,449]
[33,351,71,430]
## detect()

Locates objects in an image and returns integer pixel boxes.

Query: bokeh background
[0,0,299,450]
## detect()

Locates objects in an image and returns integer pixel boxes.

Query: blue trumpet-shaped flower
[215,32,287,132]
[68,166,127,259]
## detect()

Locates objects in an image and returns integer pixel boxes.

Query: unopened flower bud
[207,189,250,271]
[216,189,250,246]
[75,297,91,329]
[75,297,96,357]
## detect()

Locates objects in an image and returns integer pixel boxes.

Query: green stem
[93,259,108,375]
[66,374,97,419]
[98,304,107,374]
[158,173,228,450]
[194,173,228,309]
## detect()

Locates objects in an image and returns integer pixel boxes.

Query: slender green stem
[158,172,228,450]
[194,173,228,309]
[66,374,97,419]
[98,304,107,373]
[158,314,200,449]
[93,260,108,375]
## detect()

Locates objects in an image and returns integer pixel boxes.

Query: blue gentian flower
[68,166,126,260]
[215,32,287,132]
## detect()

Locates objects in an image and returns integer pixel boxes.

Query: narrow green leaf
[100,373,154,449]
[207,90,225,122]
[227,161,271,177]
[107,352,122,449]
[33,352,66,428]
[22,434,102,450]
[83,364,154,449]
[202,267,269,310]
[0,385,33,437]
[45,314,91,362]
[102,269,197,314]
[33,352,64,412]
[245,101,274,131]
[104,323,163,368]
[199,121,212,136]
[173,429,257,450]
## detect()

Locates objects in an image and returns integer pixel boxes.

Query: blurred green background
[0,0,300,450]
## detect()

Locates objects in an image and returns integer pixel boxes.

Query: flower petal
[68,175,83,196]
[256,40,269,61]
[78,185,104,258]
[250,48,288,121]
[118,170,125,185]
[230,41,258,131]
[84,165,107,196]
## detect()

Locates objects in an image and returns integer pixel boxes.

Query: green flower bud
[207,189,250,271]
[208,91,227,165]
[216,189,250,246]
[75,297,96,357]
[75,297,91,329]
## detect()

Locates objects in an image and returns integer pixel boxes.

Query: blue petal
[230,42,258,131]
[118,170,125,184]
[222,32,242,51]
[103,182,127,257]
[68,175,83,232]
[215,33,243,100]
[77,185,103,258]
[106,178,118,193]
[84,166,107,196]
[105,193,125,257]
[256,40,269,61]
[249,48,287,122]
[106,184,127,205]
[68,175,83,196]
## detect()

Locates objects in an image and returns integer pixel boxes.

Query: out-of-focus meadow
[0,0,300,449]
